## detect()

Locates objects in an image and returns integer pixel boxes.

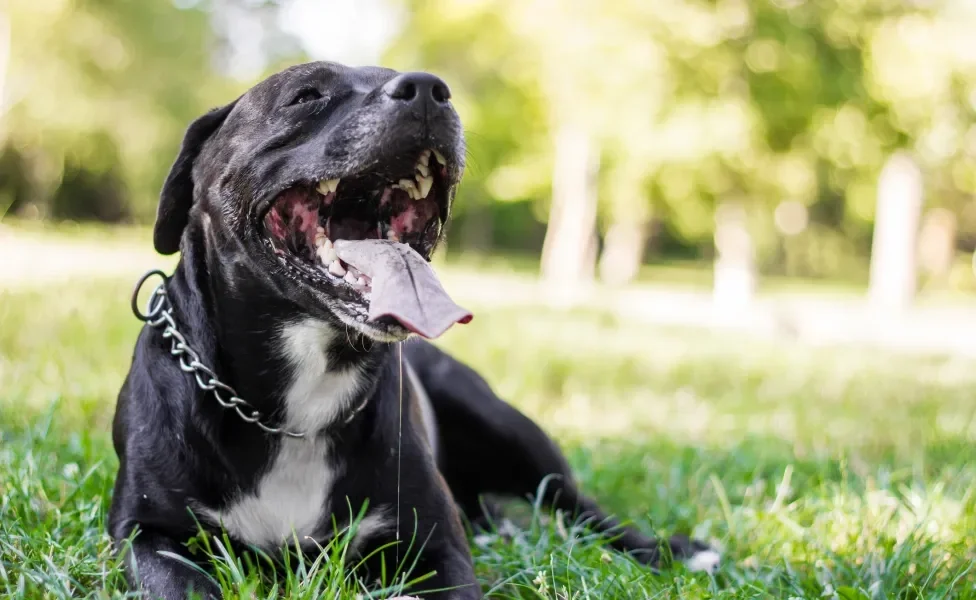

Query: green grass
[3,276,976,599]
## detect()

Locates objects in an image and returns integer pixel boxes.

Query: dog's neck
[165,226,391,437]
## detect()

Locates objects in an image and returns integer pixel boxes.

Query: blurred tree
[384,0,549,257]
[3,0,225,220]
[0,0,300,223]
[3,0,974,292]
[386,0,976,289]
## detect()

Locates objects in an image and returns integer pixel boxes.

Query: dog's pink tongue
[332,239,472,339]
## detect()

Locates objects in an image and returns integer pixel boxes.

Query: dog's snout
[383,72,451,106]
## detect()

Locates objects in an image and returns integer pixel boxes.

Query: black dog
[108,62,718,600]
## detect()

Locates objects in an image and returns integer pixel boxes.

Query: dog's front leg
[118,527,220,600]
[362,482,482,599]
[397,544,482,600]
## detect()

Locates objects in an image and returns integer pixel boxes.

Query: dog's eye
[290,88,323,106]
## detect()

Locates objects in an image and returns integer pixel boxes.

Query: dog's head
[155,62,465,341]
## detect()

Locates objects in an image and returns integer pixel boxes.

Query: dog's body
[109,62,717,600]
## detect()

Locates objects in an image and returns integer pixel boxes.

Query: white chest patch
[200,319,374,549]
[206,437,334,548]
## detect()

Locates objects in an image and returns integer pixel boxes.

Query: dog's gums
[263,148,448,296]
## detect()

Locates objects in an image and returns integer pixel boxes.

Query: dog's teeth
[432,149,446,166]
[316,178,340,195]
[419,149,431,167]
[356,276,367,286]
[328,260,346,277]
[316,243,337,265]
[386,228,400,242]
[343,271,358,285]
[314,231,330,248]
[399,178,419,200]
[415,162,430,178]
[417,174,433,198]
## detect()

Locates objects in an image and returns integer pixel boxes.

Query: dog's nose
[382,72,451,106]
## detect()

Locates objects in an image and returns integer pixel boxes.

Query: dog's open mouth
[263,148,448,291]
[261,149,471,339]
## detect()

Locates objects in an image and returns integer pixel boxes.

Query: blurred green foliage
[385,0,976,278]
[4,0,222,221]
[3,0,976,280]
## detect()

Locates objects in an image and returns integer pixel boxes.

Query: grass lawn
[2,273,976,599]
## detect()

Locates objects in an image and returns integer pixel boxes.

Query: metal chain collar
[130,269,310,439]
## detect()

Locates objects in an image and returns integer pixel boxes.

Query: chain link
[131,270,307,439]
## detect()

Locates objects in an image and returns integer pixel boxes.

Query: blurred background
[3,0,976,353]
[3,3,976,596]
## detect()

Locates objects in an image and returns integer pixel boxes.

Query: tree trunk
[598,162,649,286]
[917,207,956,286]
[540,124,598,287]
[869,152,923,311]
[713,201,755,310]
[599,219,648,286]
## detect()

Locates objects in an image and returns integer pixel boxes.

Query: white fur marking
[204,437,333,548]
[348,511,392,555]
[201,319,366,548]
[278,320,366,432]
[684,549,721,573]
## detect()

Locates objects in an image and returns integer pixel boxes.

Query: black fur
[109,61,714,600]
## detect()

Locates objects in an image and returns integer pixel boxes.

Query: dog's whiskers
[342,321,364,354]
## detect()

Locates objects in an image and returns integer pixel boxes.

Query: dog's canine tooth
[343,270,358,285]
[399,178,419,200]
[316,244,336,265]
[316,178,340,195]
[417,174,433,199]
[432,149,446,166]
[419,149,431,167]
[415,162,430,178]
[386,228,400,242]
[356,276,367,287]
[328,259,346,277]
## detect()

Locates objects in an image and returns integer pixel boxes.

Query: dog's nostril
[390,81,417,101]
[383,72,451,106]
[431,82,450,103]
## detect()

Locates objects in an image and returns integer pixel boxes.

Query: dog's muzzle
[261,148,470,340]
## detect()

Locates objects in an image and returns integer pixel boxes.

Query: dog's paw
[683,547,721,574]
[669,535,721,574]
[472,518,523,548]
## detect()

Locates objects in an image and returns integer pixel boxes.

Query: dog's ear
[154,101,237,255]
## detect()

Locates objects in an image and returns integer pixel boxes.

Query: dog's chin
[320,291,412,343]
[331,307,412,343]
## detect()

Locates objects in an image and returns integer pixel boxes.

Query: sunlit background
[5,0,976,351]
[3,1,976,598]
